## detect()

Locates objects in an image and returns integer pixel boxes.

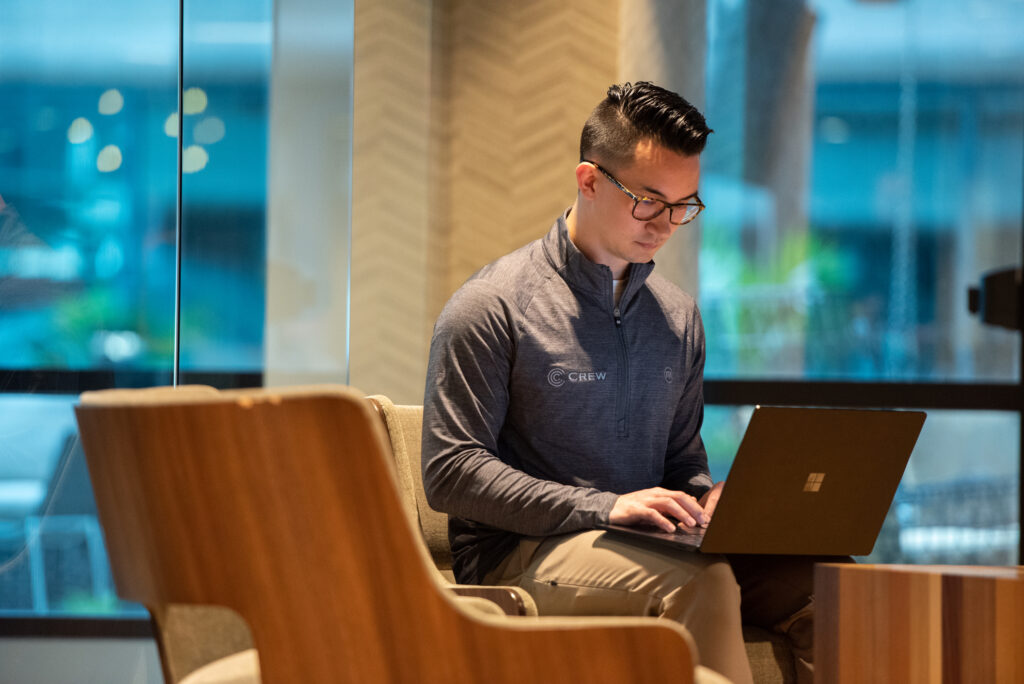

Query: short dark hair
[579,82,712,167]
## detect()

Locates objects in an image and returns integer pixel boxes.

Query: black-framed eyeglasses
[582,159,705,226]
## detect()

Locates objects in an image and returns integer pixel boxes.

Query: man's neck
[565,200,580,241]
[566,200,630,279]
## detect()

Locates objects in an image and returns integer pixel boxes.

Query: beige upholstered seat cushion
[176,597,506,684]
[178,648,731,684]
[367,396,452,573]
[178,649,260,684]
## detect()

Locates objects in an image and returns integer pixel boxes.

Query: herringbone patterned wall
[351,0,708,403]
[350,0,435,400]
[440,0,618,298]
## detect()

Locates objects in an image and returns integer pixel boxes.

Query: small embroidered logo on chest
[664,367,674,384]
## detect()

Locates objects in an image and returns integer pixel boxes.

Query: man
[422,82,815,684]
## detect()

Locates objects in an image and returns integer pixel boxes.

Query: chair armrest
[451,595,508,617]
[449,585,537,616]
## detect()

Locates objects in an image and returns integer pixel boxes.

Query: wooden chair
[75,385,719,684]
[77,386,257,683]
[365,394,796,683]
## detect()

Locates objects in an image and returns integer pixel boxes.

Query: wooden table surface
[815,563,1024,684]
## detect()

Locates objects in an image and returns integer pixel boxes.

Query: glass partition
[0,3,179,372]
[0,1,179,617]
[0,0,345,619]
[701,0,1024,381]
[698,0,1022,568]
[179,1,272,374]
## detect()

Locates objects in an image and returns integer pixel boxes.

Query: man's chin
[633,243,663,256]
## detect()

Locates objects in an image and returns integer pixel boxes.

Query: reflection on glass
[193,116,226,144]
[703,405,1020,564]
[183,87,208,115]
[1,4,178,371]
[178,1,272,374]
[67,117,95,144]
[182,145,209,173]
[869,409,1020,565]
[1,0,178,617]
[0,0,272,618]
[701,0,1023,381]
[164,113,179,137]
[0,395,143,616]
[96,144,123,172]
[97,89,124,115]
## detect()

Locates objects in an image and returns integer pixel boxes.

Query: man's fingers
[671,493,707,527]
[701,501,718,521]
[702,490,720,519]
[610,488,712,531]
[646,509,678,533]
[645,496,695,528]
[699,482,725,523]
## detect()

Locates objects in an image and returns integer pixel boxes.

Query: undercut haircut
[579,82,712,168]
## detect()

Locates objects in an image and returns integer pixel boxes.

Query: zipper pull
[614,307,622,326]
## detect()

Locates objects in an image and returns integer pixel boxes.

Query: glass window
[0,0,274,618]
[0,2,179,618]
[180,2,272,373]
[0,4,179,371]
[0,394,144,616]
[873,409,1019,565]
[701,0,1024,381]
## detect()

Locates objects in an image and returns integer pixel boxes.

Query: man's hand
[698,480,725,519]
[608,486,710,533]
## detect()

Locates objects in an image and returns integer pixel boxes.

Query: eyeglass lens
[632,199,701,225]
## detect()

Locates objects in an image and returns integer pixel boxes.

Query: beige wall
[350,0,709,403]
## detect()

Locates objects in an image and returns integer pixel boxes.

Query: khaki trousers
[485,530,843,684]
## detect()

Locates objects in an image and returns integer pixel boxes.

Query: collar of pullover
[544,211,655,308]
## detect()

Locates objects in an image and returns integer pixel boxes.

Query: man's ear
[575,162,599,199]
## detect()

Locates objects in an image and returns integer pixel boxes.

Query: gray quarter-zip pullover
[422,213,712,584]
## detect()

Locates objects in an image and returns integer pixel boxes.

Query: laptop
[597,406,926,556]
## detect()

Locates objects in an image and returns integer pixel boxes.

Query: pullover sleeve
[661,304,714,498]
[421,282,618,536]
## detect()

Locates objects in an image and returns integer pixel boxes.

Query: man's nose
[646,214,675,234]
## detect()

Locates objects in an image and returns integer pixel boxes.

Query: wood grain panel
[816,563,1024,684]
[942,570,1024,683]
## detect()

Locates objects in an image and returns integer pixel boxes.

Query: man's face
[576,140,701,278]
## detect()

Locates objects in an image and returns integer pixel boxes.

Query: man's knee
[661,558,742,621]
[693,559,742,606]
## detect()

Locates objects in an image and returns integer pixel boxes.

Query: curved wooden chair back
[75,385,697,684]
